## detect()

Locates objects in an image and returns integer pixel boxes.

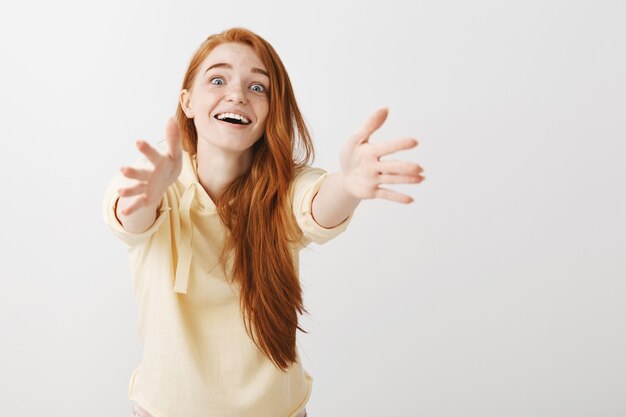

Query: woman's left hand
[339,107,425,203]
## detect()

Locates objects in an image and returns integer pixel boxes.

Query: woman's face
[180,42,270,154]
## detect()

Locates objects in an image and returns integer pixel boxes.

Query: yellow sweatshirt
[102,150,353,417]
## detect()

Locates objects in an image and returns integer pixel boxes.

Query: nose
[225,84,247,105]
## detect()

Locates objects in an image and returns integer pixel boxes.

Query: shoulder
[289,165,330,205]
[293,165,327,185]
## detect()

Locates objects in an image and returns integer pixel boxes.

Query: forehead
[201,42,266,71]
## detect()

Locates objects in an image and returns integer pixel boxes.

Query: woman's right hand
[117,117,183,217]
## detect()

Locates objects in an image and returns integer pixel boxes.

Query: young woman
[103,27,425,417]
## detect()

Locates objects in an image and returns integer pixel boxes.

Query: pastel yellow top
[102,150,353,417]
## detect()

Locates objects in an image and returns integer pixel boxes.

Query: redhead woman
[102,27,425,417]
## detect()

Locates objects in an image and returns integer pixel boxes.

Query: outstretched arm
[311,108,426,228]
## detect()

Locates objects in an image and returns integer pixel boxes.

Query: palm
[339,108,425,203]
[339,141,378,199]
[118,117,182,215]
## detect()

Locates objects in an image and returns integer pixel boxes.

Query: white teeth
[216,112,250,124]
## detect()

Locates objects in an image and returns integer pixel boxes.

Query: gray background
[1,0,624,416]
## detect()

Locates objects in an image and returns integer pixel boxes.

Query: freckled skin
[180,42,270,154]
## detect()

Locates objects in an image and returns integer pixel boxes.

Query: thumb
[165,116,182,158]
[351,107,389,145]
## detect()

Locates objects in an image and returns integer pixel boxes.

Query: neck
[195,139,253,203]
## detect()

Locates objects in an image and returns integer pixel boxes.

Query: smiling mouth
[214,114,251,125]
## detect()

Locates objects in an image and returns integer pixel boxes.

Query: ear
[180,89,194,118]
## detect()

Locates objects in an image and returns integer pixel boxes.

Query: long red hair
[175,28,315,371]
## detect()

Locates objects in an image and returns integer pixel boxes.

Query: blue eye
[209,76,266,93]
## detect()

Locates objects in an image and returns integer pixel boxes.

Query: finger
[136,140,162,166]
[165,116,182,159]
[374,187,414,204]
[120,166,151,181]
[373,138,418,158]
[377,160,423,176]
[351,107,389,145]
[117,181,147,197]
[378,174,425,184]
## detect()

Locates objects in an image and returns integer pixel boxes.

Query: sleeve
[291,166,354,246]
[102,156,171,247]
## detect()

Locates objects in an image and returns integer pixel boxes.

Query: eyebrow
[204,63,269,78]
